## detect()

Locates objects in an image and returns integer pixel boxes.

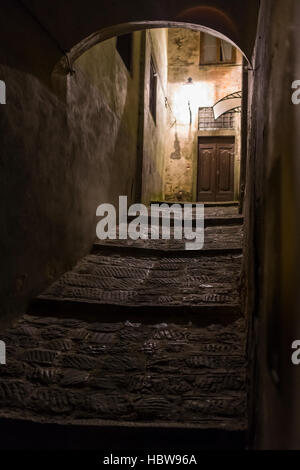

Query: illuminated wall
[73,32,143,207]
[164,28,243,202]
[141,29,169,204]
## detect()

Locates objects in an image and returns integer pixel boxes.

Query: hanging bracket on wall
[64,53,76,76]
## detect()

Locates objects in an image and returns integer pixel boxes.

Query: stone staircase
[0,204,247,450]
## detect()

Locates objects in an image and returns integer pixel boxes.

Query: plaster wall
[74,33,142,206]
[0,33,142,327]
[141,29,169,203]
[164,28,242,202]
[244,0,300,449]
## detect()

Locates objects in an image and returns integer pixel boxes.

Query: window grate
[198,107,235,130]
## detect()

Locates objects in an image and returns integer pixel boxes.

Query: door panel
[197,137,234,202]
[216,144,234,201]
[197,144,216,201]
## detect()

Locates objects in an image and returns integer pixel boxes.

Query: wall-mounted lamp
[183,77,195,125]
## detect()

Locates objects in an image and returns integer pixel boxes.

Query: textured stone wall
[141,29,169,203]
[164,28,242,202]
[244,0,300,450]
[0,33,142,328]
[74,34,142,206]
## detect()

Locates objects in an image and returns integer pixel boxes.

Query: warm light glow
[182,77,195,105]
[172,78,212,125]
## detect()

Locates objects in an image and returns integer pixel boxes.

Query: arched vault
[19,0,259,72]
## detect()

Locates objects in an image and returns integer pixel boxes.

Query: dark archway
[0,1,259,83]
[20,0,259,59]
[57,20,251,74]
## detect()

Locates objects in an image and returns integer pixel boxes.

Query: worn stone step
[0,417,246,450]
[0,315,247,449]
[30,250,242,325]
[93,224,243,254]
[151,200,239,208]
[150,204,241,220]
[1,202,246,449]
[126,215,244,228]
[124,204,243,227]
[93,243,243,257]
[29,298,241,326]
[204,216,243,227]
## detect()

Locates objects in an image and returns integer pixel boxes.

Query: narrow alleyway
[0,204,247,450]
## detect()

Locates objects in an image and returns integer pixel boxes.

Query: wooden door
[197,137,234,202]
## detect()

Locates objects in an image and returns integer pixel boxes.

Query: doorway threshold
[151,200,239,207]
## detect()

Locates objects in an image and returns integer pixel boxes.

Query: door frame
[196,135,236,202]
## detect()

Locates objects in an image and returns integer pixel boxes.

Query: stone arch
[54,19,250,75]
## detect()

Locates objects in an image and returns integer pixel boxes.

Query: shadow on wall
[0,36,140,329]
[171,132,182,160]
[72,35,142,207]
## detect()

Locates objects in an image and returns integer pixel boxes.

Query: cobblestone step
[151,201,239,209]
[126,214,244,228]
[0,315,247,448]
[94,225,243,254]
[31,250,242,325]
[0,205,247,449]
[0,418,246,450]
[125,204,243,228]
